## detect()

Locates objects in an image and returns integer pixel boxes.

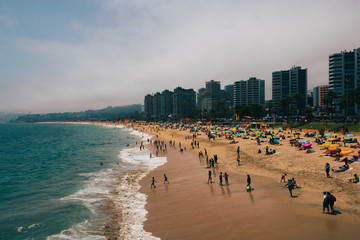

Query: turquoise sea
[0,123,165,240]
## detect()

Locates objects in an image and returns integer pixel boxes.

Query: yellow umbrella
[321,143,331,147]
[328,138,337,141]
[332,133,339,136]
[340,150,354,156]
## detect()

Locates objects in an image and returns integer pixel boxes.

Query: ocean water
[0,123,166,240]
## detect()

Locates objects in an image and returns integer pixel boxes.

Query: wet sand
[140,144,359,240]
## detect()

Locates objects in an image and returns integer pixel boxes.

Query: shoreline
[134,126,360,239]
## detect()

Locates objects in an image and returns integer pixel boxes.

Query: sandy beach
[129,123,360,240]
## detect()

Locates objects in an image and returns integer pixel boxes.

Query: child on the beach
[280,172,287,182]
[349,173,359,183]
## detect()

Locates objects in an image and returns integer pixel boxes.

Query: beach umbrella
[305,130,312,133]
[302,143,312,147]
[257,132,262,135]
[242,133,248,136]
[266,129,272,132]
[340,150,354,156]
[327,138,337,141]
[329,144,340,148]
[345,134,356,137]
[332,133,339,137]
[321,143,331,148]
[299,140,310,144]
[277,127,282,130]
[328,146,339,152]
[324,133,332,137]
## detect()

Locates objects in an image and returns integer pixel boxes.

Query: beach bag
[331,195,336,202]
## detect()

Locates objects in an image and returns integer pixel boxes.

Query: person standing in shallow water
[151,177,157,188]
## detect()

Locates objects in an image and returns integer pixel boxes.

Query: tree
[354,86,360,105]
[323,90,337,118]
[292,93,302,117]
[279,96,293,117]
[266,101,273,117]
[249,104,266,119]
[303,107,314,121]
[234,105,250,118]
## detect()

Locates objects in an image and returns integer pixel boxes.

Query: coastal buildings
[224,84,234,106]
[272,66,308,111]
[313,85,329,114]
[198,80,229,112]
[233,77,265,106]
[144,94,153,119]
[144,87,196,120]
[329,48,360,115]
[160,90,173,118]
[173,87,196,119]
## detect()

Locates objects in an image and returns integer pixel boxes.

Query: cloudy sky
[1,0,359,113]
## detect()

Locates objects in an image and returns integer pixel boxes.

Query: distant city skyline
[1,0,360,113]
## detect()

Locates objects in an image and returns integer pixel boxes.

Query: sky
[1,0,360,113]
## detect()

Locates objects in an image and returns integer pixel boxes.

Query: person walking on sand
[328,192,336,213]
[164,174,169,184]
[237,146,240,155]
[288,179,295,197]
[280,172,287,182]
[325,163,331,178]
[322,192,330,213]
[219,172,223,186]
[224,172,229,185]
[151,177,157,188]
[237,156,240,165]
[208,171,212,184]
[246,174,251,191]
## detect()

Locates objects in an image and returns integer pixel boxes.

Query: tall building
[234,77,265,106]
[313,85,329,114]
[173,87,196,119]
[197,88,206,110]
[272,66,307,111]
[198,80,229,112]
[144,94,153,119]
[161,90,173,118]
[224,84,234,106]
[152,92,162,119]
[329,48,360,115]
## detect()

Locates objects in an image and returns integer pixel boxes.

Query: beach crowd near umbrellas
[130,120,360,213]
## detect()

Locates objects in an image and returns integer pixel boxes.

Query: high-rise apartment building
[152,92,162,119]
[144,94,153,119]
[329,48,360,115]
[224,84,234,106]
[173,87,196,119]
[233,77,265,106]
[313,85,329,113]
[161,90,173,118]
[272,66,307,111]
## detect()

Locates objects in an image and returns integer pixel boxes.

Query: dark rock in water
[126,144,129,146]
